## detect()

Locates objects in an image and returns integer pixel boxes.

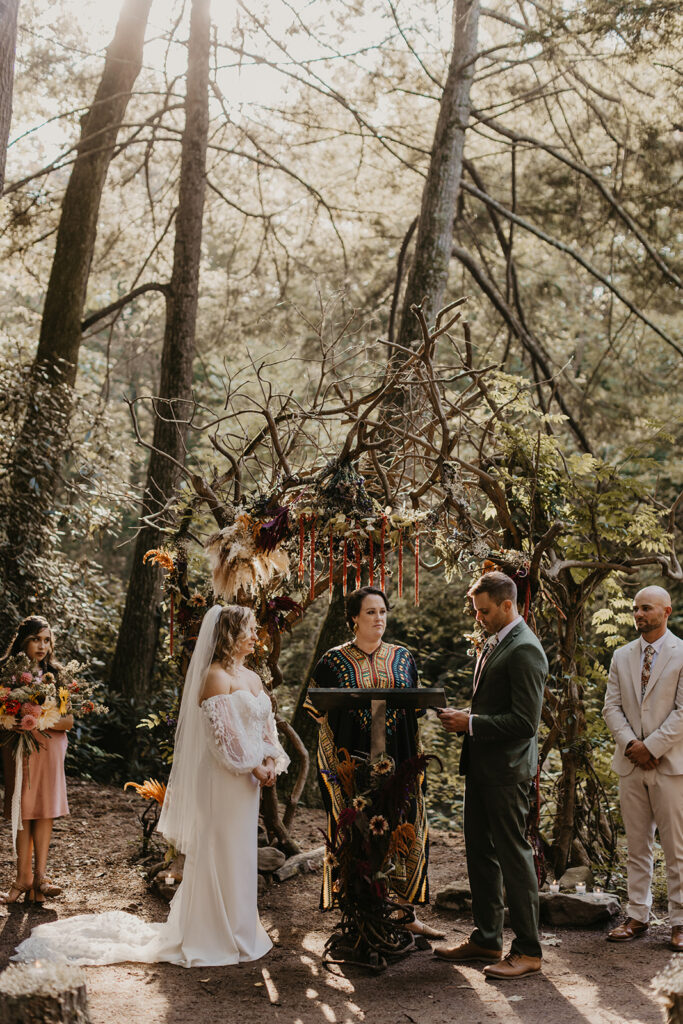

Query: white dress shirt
[640,631,667,674]
[469,616,523,734]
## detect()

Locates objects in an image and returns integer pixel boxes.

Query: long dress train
[13,690,289,968]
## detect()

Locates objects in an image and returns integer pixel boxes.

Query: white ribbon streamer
[11,746,24,856]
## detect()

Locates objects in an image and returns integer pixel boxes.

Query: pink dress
[3,730,69,820]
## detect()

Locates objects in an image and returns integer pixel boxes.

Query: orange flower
[388,822,416,859]
[335,748,356,800]
[124,778,167,805]
[143,549,175,572]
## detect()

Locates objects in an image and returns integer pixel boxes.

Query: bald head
[633,586,672,642]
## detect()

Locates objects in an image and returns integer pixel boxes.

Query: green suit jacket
[459,620,548,786]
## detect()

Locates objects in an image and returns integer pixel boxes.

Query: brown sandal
[33,876,62,898]
[0,883,31,905]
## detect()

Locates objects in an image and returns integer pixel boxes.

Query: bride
[13,604,290,968]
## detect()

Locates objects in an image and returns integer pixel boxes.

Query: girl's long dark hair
[0,615,62,674]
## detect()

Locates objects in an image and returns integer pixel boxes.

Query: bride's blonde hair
[214,605,256,670]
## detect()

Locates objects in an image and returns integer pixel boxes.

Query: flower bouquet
[322,748,431,970]
[0,653,108,851]
[0,654,107,758]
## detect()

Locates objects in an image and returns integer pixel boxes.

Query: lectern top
[306,687,446,711]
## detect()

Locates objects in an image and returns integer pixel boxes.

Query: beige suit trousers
[619,768,683,925]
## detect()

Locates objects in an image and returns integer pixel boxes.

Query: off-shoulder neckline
[201,689,269,707]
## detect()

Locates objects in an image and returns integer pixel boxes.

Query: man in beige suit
[603,585,683,951]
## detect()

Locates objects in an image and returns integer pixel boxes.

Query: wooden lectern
[306,686,447,757]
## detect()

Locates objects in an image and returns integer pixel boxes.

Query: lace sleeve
[262,710,290,776]
[201,698,260,774]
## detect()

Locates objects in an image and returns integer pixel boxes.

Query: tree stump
[0,961,90,1024]
[653,958,683,1024]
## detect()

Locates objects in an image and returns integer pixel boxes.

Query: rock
[434,885,472,913]
[257,873,267,897]
[558,865,593,888]
[257,846,287,872]
[257,824,269,848]
[273,846,325,882]
[653,954,683,1023]
[0,960,91,1024]
[539,892,620,927]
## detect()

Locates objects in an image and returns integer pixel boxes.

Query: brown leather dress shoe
[670,926,683,952]
[483,953,542,979]
[433,939,502,962]
[607,918,649,942]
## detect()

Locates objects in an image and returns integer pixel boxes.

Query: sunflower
[188,592,206,607]
[352,795,369,812]
[368,815,389,836]
[124,778,167,805]
[371,754,394,776]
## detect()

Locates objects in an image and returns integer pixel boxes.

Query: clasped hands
[253,760,276,787]
[436,707,470,733]
[625,739,660,771]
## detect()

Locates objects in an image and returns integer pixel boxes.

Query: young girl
[0,615,72,904]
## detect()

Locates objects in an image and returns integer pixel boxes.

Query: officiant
[304,586,441,937]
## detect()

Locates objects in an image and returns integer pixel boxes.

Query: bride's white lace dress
[13,690,289,968]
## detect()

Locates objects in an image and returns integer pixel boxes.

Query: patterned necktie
[641,645,655,700]
[474,634,499,691]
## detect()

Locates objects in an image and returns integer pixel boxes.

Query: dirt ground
[0,779,675,1024]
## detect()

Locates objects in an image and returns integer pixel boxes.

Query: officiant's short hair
[468,571,517,606]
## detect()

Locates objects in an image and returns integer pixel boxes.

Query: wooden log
[653,958,683,1024]
[0,961,91,1024]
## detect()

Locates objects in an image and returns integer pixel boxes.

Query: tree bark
[1,0,152,637]
[109,0,210,702]
[393,0,480,353]
[0,0,20,195]
[287,584,349,807]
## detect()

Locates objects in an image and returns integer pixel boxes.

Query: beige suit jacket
[603,630,683,776]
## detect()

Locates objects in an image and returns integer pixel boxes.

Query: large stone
[539,892,620,927]
[434,885,472,913]
[0,960,91,1024]
[558,865,594,888]
[653,955,683,1024]
[257,846,287,872]
[274,846,325,882]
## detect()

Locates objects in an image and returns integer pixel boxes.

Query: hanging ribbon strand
[298,517,306,583]
[368,534,374,586]
[169,592,175,656]
[414,524,420,607]
[309,518,316,601]
[355,538,362,589]
[342,539,348,595]
[329,530,334,602]
[380,518,386,591]
[398,529,404,598]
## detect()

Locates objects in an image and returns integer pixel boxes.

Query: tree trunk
[0,0,20,195]
[1,0,152,636]
[109,0,210,702]
[393,0,480,353]
[551,602,586,875]
[287,584,349,807]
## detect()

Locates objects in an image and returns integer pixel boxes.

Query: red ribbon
[355,538,362,589]
[398,530,403,598]
[414,524,420,607]
[169,592,174,656]
[329,531,334,601]
[298,517,305,583]
[368,534,374,586]
[310,518,316,601]
[380,518,386,591]
[342,539,348,595]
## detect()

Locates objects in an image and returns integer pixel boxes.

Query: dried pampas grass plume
[206,516,290,600]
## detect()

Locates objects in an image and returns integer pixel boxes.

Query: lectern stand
[306,686,446,757]
[306,686,446,971]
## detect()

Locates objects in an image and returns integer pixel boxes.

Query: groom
[434,571,548,979]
